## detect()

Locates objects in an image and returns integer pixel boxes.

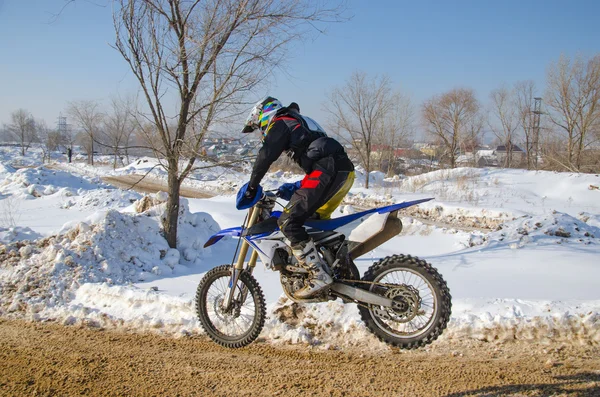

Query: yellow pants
[315,171,355,220]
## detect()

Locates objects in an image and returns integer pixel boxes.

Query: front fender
[203,226,243,248]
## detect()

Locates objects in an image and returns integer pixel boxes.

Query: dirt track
[1,319,599,396]
[102,174,213,199]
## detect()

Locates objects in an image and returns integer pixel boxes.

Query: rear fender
[375,198,433,214]
[347,211,402,259]
[341,199,430,256]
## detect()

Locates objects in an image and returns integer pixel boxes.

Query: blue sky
[1,0,599,133]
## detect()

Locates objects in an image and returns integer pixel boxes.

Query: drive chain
[335,279,419,319]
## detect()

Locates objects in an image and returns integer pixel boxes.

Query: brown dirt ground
[102,175,213,199]
[1,319,599,397]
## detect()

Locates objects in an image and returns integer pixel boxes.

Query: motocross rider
[241,97,355,298]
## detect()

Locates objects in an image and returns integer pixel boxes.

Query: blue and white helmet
[241,96,283,134]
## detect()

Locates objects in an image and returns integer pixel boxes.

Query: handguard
[236,182,263,210]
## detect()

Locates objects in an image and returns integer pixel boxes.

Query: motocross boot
[291,239,333,299]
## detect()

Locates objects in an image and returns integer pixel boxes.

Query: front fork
[222,206,261,312]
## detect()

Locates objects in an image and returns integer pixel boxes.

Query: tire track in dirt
[47,163,216,199]
[102,174,214,199]
[1,319,599,397]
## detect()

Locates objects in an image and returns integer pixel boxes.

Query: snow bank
[65,283,200,334]
[1,166,102,197]
[47,283,600,348]
[447,298,600,344]
[0,166,141,211]
[59,188,141,210]
[353,168,387,188]
[0,194,219,319]
[264,297,385,348]
[491,212,599,247]
[395,168,600,207]
[0,146,46,167]
[264,297,600,347]
[2,210,599,348]
[460,211,600,249]
[115,157,167,177]
[1,156,599,348]
[0,162,16,176]
[578,212,600,229]
[344,168,600,231]
[0,226,43,244]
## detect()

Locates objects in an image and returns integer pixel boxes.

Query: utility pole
[57,114,72,150]
[532,97,542,170]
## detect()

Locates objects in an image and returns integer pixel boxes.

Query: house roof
[476,149,495,156]
[496,144,524,152]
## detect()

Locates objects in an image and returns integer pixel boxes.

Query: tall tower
[57,114,70,150]
[57,114,67,135]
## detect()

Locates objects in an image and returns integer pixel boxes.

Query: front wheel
[358,254,451,349]
[195,265,266,348]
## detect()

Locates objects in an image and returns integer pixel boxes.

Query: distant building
[495,144,524,153]
[417,144,437,157]
[477,155,499,167]
[456,153,476,166]
[496,144,525,166]
[476,149,495,158]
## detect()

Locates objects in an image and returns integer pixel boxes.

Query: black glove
[244,185,257,200]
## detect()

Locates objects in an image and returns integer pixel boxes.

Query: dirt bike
[195,190,451,349]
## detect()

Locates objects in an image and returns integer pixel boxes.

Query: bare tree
[514,80,537,170]
[374,92,414,175]
[545,54,600,171]
[421,88,481,168]
[68,100,104,165]
[462,112,485,166]
[489,85,520,168]
[101,96,137,168]
[61,123,78,154]
[36,120,56,163]
[4,109,37,156]
[113,0,344,248]
[325,72,404,188]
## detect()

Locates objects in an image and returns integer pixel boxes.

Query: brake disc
[369,284,422,323]
[213,295,242,320]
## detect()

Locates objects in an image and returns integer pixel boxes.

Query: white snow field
[0,146,599,348]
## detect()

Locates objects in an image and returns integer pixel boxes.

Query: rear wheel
[358,254,451,349]
[196,265,266,348]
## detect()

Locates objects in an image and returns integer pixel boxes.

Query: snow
[390,168,599,217]
[345,167,600,231]
[0,196,219,319]
[0,164,141,237]
[0,226,42,244]
[0,151,599,348]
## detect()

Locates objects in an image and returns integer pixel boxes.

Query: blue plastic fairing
[304,198,433,231]
[203,198,434,245]
[203,226,243,248]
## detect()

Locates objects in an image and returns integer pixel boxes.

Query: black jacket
[248,108,353,189]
